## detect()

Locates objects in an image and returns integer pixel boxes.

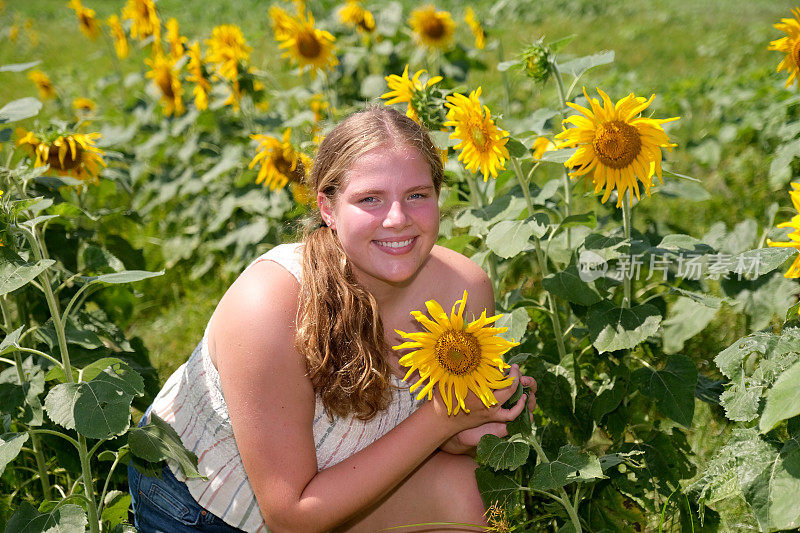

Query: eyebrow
[348,184,435,196]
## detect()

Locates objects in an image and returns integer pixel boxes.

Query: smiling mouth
[374,237,415,249]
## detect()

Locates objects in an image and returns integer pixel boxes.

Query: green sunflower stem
[510,157,568,362]
[464,172,501,298]
[622,191,633,309]
[552,62,573,251]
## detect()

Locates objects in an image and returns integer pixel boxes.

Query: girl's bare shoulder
[424,245,492,300]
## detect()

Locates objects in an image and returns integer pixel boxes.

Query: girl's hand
[440,374,538,454]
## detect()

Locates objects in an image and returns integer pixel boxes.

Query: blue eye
[360,196,378,204]
[409,193,428,200]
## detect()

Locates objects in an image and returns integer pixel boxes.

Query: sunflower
[532,136,555,159]
[205,24,252,81]
[310,93,329,122]
[68,0,100,40]
[16,129,106,185]
[165,17,187,61]
[767,182,800,278]
[106,15,129,59]
[278,10,338,78]
[28,70,56,100]
[555,87,679,207]
[186,42,212,111]
[769,8,800,89]
[122,0,160,43]
[409,5,454,51]
[464,7,485,50]
[381,64,443,123]
[444,87,510,181]
[145,52,185,116]
[248,129,312,192]
[393,290,517,416]
[72,97,96,113]
[338,0,375,33]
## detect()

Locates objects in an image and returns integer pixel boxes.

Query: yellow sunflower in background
[122,0,160,43]
[145,52,185,116]
[444,87,510,180]
[338,0,375,33]
[381,64,442,123]
[393,290,518,416]
[248,129,313,194]
[464,7,485,50]
[68,0,100,40]
[269,5,296,42]
[555,87,679,207]
[73,97,96,114]
[768,8,800,89]
[28,70,56,100]
[409,5,454,50]
[310,93,329,122]
[278,10,338,78]
[205,24,252,81]
[165,17,187,61]
[16,130,106,185]
[767,182,800,278]
[532,136,555,159]
[107,15,129,59]
[186,42,212,110]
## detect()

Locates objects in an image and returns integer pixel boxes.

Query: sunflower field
[2,0,800,531]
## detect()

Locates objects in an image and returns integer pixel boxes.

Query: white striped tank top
[148,243,424,532]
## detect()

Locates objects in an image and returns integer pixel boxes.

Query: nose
[383,200,409,228]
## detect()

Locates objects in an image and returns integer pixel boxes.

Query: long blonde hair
[296,107,444,420]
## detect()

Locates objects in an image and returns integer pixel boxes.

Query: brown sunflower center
[792,37,800,69]
[434,330,481,376]
[274,152,305,182]
[48,146,82,171]
[593,120,641,169]
[297,31,322,59]
[422,17,445,40]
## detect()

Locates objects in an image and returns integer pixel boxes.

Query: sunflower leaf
[632,354,697,427]
[475,466,526,508]
[557,50,615,78]
[531,444,604,490]
[0,97,42,124]
[760,360,800,433]
[5,502,87,533]
[586,301,662,353]
[476,434,530,471]
[0,249,55,296]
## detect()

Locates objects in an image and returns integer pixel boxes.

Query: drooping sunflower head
[769,8,800,89]
[381,64,444,127]
[121,0,160,43]
[248,129,312,193]
[767,182,800,278]
[16,128,106,185]
[68,0,100,40]
[555,87,679,207]
[106,14,129,59]
[145,51,185,116]
[464,7,485,50]
[278,9,338,78]
[393,290,518,416]
[409,4,454,51]
[444,87,510,181]
[28,70,56,100]
[338,0,375,33]
[205,24,252,81]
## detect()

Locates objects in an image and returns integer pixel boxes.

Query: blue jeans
[128,411,246,532]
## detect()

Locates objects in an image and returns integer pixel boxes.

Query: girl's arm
[213,260,526,533]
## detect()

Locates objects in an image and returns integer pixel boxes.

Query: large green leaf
[45,362,143,439]
[0,97,42,124]
[475,465,525,507]
[0,325,24,355]
[128,414,202,479]
[760,361,800,433]
[662,296,719,354]
[485,215,549,258]
[767,436,800,529]
[453,194,527,234]
[715,328,800,381]
[80,270,164,284]
[542,261,603,306]
[586,302,662,353]
[5,502,87,533]
[476,434,529,471]
[632,354,697,427]
[727,248,797,277]
[558,50,615,78]
[494,306,529,343]
[531,444,604,490]
[0,432,29,476]
[0,252,55,296]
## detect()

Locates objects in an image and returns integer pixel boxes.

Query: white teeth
[376,238,413,249]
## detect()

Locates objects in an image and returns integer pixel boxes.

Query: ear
[317,191,336,230]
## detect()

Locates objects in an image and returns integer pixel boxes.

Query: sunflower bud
[521,41,552,84]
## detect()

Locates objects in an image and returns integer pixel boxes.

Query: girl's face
[319,145,440,290]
